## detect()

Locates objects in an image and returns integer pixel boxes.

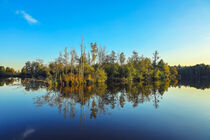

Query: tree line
[177,64,210,88]
[178,64,210,81]
[0,39,178,86]
[0,66,17,78]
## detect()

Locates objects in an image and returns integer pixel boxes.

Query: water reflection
[15,128,36,140]
[21,78,48,91]
[178,79,210,90]
[1,78,210,140]
[10,78,179,121]
[0,78,15,86]
[1,78,210,122]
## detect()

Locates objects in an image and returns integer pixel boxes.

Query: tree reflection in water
[4,78,209,121]
[9,78,179,121]
[0,78,15,86]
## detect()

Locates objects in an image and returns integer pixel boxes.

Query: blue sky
[0,0,210,70]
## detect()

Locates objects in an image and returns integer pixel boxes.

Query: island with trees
[1,39,209,87]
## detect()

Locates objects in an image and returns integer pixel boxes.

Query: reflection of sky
[1,0,210,69]
[0,84,210,139]
[14,128,36,140]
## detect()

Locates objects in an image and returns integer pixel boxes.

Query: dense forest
[177,64,210,89]
[1,39,209,87]
[178,64,210,81]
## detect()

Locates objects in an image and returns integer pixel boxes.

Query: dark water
[0,78,210,140]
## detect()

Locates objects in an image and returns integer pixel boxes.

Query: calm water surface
[0,79,210,140]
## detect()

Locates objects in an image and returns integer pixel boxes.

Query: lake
[0,78,210,140]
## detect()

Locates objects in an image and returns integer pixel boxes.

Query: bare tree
[98,45,106,65]
[87,51,91,65]
[70,48,77,74]
[91,42,98,65]
[119,52,126,65]
[57,51,63,65]
[152,50,160,68]
[80,37,86,79]
[64,47,69,74]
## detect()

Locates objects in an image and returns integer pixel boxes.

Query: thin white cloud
[16,10,38,24]
[204,36,210,40]
[203,33,210,40]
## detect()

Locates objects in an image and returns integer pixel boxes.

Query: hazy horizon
[1,0,210,70]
